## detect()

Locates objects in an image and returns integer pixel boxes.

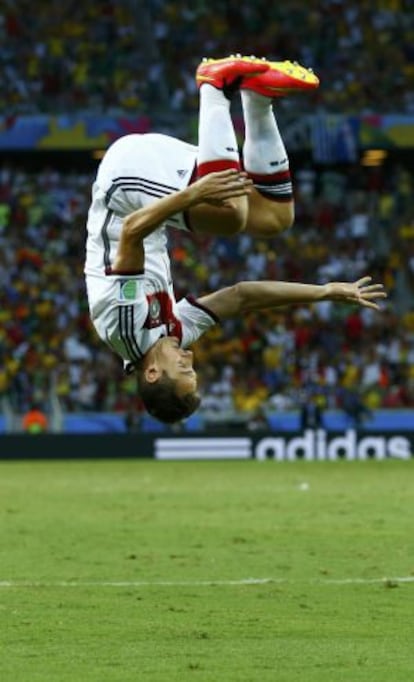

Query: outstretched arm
[112,170,253,272]
[198,277,387,319]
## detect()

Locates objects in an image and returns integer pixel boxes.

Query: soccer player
[85,55,386,423]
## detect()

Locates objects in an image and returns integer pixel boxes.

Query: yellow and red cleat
[240,60,319,97]
[196,54,269,97]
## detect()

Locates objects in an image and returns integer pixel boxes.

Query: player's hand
[323,276,387,310]
[186,169,253,207]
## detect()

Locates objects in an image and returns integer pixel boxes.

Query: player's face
[156,337,198,396]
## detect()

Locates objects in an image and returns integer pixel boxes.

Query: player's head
[138,337,201,424]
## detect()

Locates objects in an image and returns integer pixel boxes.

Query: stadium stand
[1,0,413,431]
[1,158,413,428]
[1,1,413,116]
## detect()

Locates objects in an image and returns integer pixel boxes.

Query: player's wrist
[319,283,332,300]
[179,185,199,208]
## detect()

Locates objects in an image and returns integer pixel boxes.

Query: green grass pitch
[1,457,414,681]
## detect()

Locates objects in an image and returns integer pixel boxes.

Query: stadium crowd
[1,0,413,427]
[1,158,414,422]
[1,0,413,117]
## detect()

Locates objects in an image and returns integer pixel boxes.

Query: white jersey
[84,133,218,367]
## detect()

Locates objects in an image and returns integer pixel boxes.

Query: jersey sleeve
[104,182,143,216]
[176,295,219,347]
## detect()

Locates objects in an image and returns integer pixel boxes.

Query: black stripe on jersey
[111,175,179,192]
[119,307,135,362]
[105,182,174,207]
[119,306,143,363]
[109,185,171,201]
[101,209,114,271]
[129,306,144,359]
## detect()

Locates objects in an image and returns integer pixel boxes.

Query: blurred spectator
[21,405,49,433]
[300,394,324,431]
[124,406,144,433]
[339,387,373,429]
[247,406,270,432]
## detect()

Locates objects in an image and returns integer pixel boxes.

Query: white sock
[197,84,240,176]
[241,89,292,200]
[241,90,289,173]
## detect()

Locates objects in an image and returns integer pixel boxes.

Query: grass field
[1,457,414,681]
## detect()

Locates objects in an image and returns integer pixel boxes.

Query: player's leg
[241,90,294,237]
[241,60,319,238]
[187,56,269,236]
[187,81,247,235]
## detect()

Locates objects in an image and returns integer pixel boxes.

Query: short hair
[138,370,201,424]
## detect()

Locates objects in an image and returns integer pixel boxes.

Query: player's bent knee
[246,201,295,238]
[277,203,295,231]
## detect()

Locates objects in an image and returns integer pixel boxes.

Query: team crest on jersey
[119,280,137,301]
[149,297,161,320]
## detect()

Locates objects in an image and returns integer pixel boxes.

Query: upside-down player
[84,55,386,423]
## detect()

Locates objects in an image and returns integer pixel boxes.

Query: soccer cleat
[196,54,270,97]
[240,60,319,98]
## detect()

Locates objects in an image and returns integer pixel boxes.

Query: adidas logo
[177,169,188,178]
